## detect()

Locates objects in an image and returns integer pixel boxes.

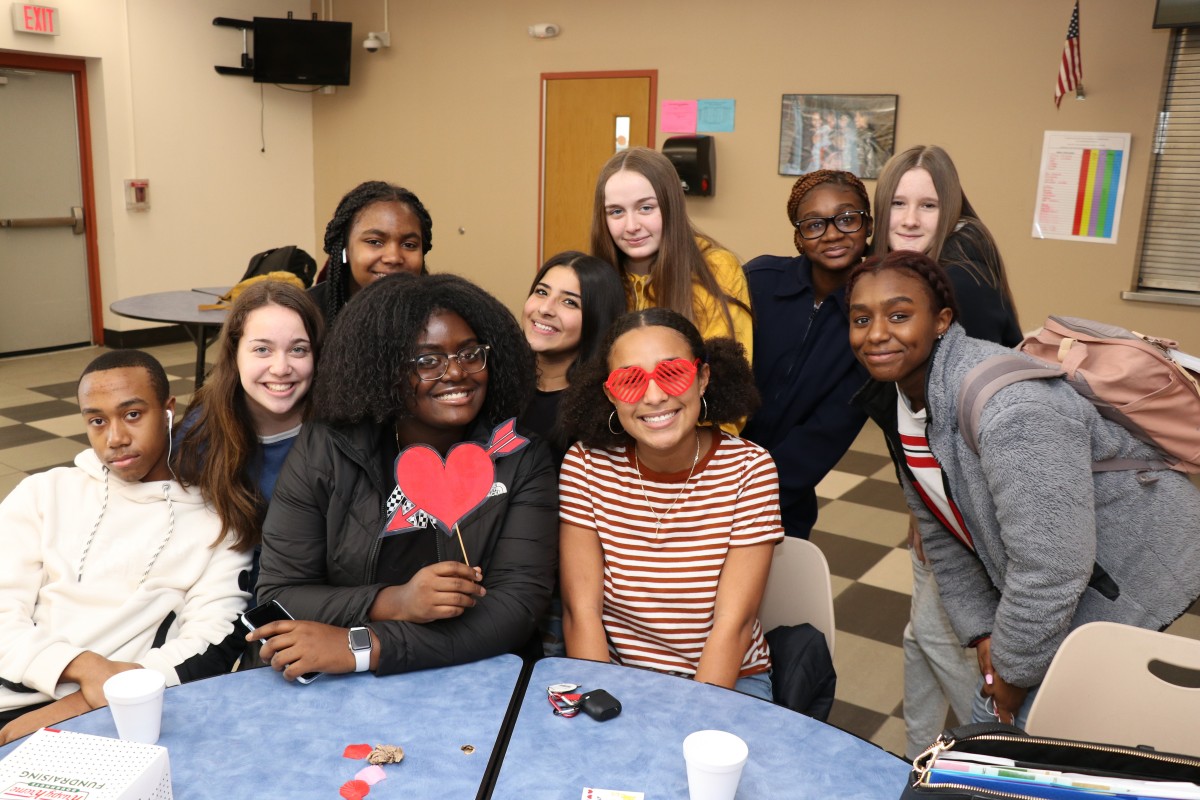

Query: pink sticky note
[661,100,698,133]
[355,765,387,786]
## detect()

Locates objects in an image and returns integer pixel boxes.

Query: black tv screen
[1154,0,1200,28]
[253,17,352,86]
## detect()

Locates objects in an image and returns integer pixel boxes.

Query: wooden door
[539,71,656,263]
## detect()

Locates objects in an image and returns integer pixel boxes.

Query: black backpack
[240,245,317,287]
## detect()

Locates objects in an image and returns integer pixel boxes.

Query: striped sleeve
[559,442,595,529]
[729,444,785,547]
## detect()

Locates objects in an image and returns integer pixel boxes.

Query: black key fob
[580,689,621,721]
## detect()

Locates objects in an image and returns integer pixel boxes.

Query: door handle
[0,206,85,234]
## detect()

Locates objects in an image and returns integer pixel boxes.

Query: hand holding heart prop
[386,418,529,565]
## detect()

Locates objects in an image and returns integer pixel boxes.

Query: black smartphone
[239,600,320,684]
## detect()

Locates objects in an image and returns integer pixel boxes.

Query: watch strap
[349,626,371,672]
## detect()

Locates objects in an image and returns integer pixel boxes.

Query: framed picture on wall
[778,94,898,179]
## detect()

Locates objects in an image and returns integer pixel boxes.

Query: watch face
[349,627,372,650]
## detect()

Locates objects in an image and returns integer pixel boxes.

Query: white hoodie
[0,449,251,714]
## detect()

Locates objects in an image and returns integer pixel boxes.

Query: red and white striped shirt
[559,433,783,677]
[897,389,975,551]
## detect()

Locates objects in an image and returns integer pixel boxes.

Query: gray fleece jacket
[857,324,1200,688]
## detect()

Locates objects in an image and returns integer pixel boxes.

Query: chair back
[758,537,835,659]
[1025,621,1200,755]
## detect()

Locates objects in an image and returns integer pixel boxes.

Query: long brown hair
[871,145,1017,319]
[589,147,749,335]
[175,281,325,550]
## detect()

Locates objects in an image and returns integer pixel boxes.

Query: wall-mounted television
[1154,0,1200,28]
[253,17,352,86]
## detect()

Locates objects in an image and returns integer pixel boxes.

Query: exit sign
[11,3,59,35]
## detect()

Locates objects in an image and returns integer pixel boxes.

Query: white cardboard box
[0,728,171,799]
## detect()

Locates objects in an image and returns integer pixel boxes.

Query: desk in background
[110,287,229,389]
[0,654,523,800]
[490,657,908,799]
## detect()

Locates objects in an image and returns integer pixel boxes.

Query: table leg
[182,324,219,390]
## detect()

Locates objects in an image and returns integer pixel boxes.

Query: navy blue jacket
[741,254,868,538]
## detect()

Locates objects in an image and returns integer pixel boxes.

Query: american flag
[1055,2,1083,107]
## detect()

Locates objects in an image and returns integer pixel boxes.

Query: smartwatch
[348,626,372,673]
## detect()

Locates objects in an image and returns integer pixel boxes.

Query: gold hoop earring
[607,411,623,435]
[701,396,709,421]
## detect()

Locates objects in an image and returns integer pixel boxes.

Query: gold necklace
[633,432,701,538]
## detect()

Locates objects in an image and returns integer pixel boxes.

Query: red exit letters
[14,4,60,36]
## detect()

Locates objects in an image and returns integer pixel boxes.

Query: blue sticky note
[697,99,735,133]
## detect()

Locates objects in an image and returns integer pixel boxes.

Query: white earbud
[342,247,348,264]
[166,408,174,429]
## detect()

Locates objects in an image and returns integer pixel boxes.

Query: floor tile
[871,716,909,760]
[0,388,57,409]
[811,530,893,581]
[0,438,86,471]
[28,415,85,437]
[832,450,894,477]
[834,583,911,648]
[0,424,56,449]
[839,477,910,514]
[849,423,893,457]
[858,547,916,596]
[826,699,888,747]
[812,499,909,549]
[814,470,866,500]
[0,471,27,497]
[832,631,905,715]
[2,400,81,423]
[27,380,82,399]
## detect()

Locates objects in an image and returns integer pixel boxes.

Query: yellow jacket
[624,239,753,433]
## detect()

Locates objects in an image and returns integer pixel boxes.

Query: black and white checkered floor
[3,341,1198,757]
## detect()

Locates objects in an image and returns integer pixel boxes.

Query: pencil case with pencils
[900,723,1200,799]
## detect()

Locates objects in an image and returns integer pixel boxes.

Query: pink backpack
[958,316,1200,474]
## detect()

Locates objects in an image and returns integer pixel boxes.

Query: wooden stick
[454,523,471,568]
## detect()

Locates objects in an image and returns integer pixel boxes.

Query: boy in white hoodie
[0,350,251,743]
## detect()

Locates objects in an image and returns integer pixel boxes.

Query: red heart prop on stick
[390,443,495,533]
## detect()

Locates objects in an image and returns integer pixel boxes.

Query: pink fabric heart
[355,765,387,786]
[390,442,495,532]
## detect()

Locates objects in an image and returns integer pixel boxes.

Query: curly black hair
[315,273,534,428]
[321,180,434,325]
[560,308,760,449]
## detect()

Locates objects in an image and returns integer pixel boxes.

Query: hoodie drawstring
[77,469,176,587]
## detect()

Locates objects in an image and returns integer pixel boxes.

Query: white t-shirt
[896,387,975,552]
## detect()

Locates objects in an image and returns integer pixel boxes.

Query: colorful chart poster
[1032,131,1131,244]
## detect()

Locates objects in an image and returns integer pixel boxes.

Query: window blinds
[1138,27,1200,293]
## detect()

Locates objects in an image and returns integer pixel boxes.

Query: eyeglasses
[792,210,869,240]
[409,344,490,381]
[605,358,700,403]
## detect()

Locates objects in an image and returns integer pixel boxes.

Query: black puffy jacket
[258,418,558,675]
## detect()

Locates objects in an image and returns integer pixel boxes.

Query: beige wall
[1,0,316,333]
[314,0,1199,348]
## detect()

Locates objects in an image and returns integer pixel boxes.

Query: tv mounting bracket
[213,17,254,77]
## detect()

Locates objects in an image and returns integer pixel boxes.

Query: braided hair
[846,249,960,322]
[321,181,434,324]
[785,169,871,255]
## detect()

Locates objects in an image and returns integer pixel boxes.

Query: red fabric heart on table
[342,743,372,760]
[339,779,370,800]
[389,442,495,533]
